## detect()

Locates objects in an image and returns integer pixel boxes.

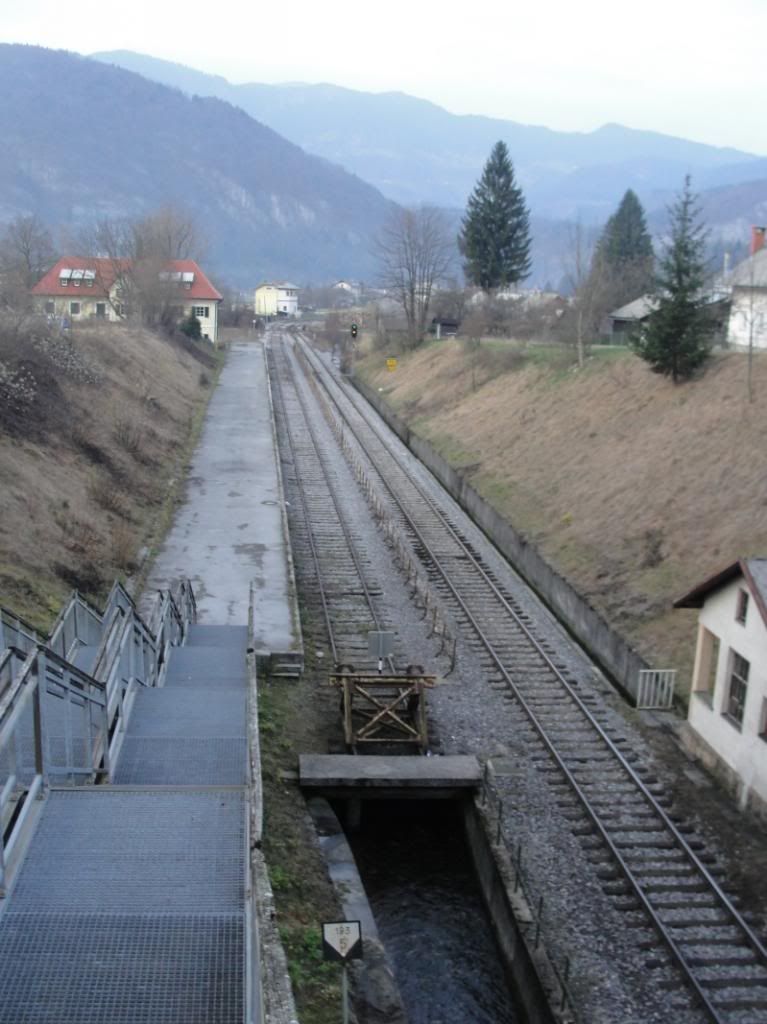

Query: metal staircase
[0,581,255,1023]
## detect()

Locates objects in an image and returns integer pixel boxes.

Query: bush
[112,412,144,457]
[179,312,202,341]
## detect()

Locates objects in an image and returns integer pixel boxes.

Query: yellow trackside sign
[386,358,398,371]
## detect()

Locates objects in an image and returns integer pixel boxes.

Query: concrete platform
[299,755,482,798]
[143,340,300,660]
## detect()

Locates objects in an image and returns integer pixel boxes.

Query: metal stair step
[113,737,248,786]
[122,688,247,739]
[8,789,245,914]
[0,912,243,1024]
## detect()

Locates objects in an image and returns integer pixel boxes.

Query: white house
[254,282,299,317]
[675,558,767,818]
[725,234,767,351]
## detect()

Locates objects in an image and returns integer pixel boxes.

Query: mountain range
[92,50,767,224]
[2,44,766,290]
[0,45,395,287]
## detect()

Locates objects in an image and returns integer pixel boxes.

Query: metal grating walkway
[0,625,251,1024]
[114,626,248,787]
[0,913,243,1024]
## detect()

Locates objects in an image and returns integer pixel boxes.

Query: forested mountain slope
[93,49,765,219]
[0,45,395,285]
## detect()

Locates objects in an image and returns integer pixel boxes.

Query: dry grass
[0,321,218,627]
[358,343,767,698]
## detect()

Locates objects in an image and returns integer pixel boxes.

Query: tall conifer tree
[459,141,531,290]
[632,176,712,382]
[593,189,654,306]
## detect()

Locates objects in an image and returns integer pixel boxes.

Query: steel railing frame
[0,577,196,899]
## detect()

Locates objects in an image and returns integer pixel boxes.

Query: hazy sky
[3,0,766,155]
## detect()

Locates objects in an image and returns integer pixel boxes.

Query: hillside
[0,316,217,627]
[92,50,766,222]
[0,45,395,286]
[356,341,767,694]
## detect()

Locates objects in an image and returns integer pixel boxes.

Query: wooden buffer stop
[330,664,435,753]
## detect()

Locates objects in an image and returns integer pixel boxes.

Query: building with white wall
[726,247,767,351]
[32,257,222,342]
[254,282,299,317]
[675,558,767,817]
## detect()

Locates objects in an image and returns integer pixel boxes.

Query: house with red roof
[32,257,223,343]
[675,558,767,817]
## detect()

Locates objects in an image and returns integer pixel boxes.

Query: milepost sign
[322,920,363,962]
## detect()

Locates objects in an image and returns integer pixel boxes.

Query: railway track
[289,331,767,1024]
[267,337,394,670]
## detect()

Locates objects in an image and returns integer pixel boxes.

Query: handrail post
[0,824,5,897]
[100,693,111,780]
[32,651,48,792]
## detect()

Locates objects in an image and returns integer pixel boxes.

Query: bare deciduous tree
[460,306,488,392]
[82,206,206,331]
[374,206,456,348]
[562,222,610,368]
[132,205,205,262]
[0,215,56,308]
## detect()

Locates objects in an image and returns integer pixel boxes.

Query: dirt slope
[0,320,217,628]
[358,342,767,695]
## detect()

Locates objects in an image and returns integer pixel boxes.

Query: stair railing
[0,607,39,658]
[0,577,197,898]
[0,644,107,897]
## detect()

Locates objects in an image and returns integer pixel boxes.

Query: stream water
[346,800,521,1024]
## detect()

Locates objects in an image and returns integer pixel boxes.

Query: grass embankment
[357,338,767,696]
[259,648,342,1024]
[0,319,222,628]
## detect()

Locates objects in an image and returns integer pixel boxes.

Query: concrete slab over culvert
[299,754,482,797]
[144,339,299,658]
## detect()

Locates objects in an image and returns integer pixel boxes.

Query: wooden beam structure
[329,669,435,752]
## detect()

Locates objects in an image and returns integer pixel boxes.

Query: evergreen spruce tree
[632,176,712,383]
[459,141,531,290]
[594,189,654,300]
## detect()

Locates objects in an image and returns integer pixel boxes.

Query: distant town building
[675,558,767,819]
[31,257,222,342]
[429,317,460,339]
[254,282,299,317]
[605,295,658,338]
[332,280,357,294]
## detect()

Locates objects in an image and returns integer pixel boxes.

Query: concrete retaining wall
[307,797,408,1024]
[352,377,650,701]
[462,800,558,1024]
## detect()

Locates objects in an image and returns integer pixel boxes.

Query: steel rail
[269,338,385,668]
[296,335,767,1022]
[269,342,339,662]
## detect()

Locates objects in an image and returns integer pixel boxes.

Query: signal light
[350,323,358,338]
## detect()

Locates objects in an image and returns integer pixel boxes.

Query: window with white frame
[725,651,749,726]
[735,589,749,625]
[193,306,209,318]
[70,301,80,315]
